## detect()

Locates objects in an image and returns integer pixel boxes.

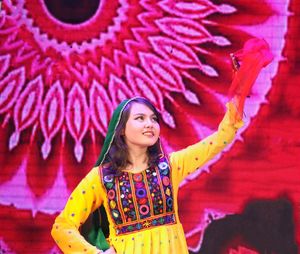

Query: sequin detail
[101,156,176,235]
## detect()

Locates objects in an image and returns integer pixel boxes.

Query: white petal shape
[126,65,163,105]
[213,35,231,46]
[21,91,36,122]
[74,142,83,163]
[126,65,176,128]
[13,75,43,132]
[41,140,51,160]
[161,110,176,129]
[158,0,217,19]
[149,36,202,69]
[217,4,237,14]
[201,64,219,77]
[9,131,20,150]
[66,82,89,139]
[89,79,113,136]
[0,67,25,114]
[139,52,183,92]
[156,17,211,44]
[66,83,89,162]
[183,90,200,105]
[40,81,65,159]
[0,54,10,78]
[0,11,6,28]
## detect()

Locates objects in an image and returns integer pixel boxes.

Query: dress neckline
[122,166,149,175]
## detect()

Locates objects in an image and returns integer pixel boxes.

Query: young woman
[51,38,273,254]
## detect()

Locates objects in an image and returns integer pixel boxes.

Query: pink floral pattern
[0,0,291,253]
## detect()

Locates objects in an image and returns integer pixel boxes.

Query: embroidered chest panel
[101,156,176,235]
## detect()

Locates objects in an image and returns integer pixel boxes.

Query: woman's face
[123,102,160,150]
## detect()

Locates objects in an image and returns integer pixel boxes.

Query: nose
[145,118,153,128]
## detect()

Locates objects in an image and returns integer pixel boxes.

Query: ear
[120,128,125,136]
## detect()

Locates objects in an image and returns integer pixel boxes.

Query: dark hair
[103,98,162,176]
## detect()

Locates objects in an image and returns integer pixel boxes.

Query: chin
[141,140,158,148]
[140,142,156,148]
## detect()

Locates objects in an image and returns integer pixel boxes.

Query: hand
[227,38,274,117]
[228,38,274,99]
[102,246,117,254]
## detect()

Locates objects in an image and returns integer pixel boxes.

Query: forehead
[129,102,155,115]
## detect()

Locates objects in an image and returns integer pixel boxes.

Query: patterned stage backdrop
[0,0,299,253]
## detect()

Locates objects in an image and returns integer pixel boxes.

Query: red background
[0,0,299,253]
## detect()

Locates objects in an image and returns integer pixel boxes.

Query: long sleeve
[169,101,244,184]
[51,167,104,254]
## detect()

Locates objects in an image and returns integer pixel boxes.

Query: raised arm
[169,100,243,183]
[170,38,273,184]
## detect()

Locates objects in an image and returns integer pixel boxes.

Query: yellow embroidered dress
[51,102,243,254]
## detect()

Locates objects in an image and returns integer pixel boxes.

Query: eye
[152,116,159,122]
[135,116,144,121]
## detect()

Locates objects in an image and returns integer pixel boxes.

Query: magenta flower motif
[0,0,289,252]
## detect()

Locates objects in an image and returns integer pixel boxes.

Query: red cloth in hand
[228,38,274,100]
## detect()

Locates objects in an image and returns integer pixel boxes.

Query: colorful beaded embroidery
[101,156,176,235]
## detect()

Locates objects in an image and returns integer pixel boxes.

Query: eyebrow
[133,113,156,116]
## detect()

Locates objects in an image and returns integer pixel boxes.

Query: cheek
[156,125,161,135]
[125,122,140,136]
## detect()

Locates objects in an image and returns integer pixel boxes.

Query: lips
[143,131,154,136]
